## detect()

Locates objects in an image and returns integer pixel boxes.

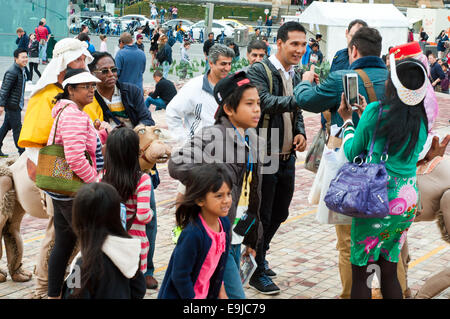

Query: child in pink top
[158,164,232,299]
[102,127,153,273]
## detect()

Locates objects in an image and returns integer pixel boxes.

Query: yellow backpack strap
[354,69,377,103]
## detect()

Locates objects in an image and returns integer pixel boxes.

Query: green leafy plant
[297,60,331,83]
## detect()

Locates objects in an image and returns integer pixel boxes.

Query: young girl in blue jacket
[158,164,232,299]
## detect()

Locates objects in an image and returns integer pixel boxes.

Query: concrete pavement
[0,86,449,299]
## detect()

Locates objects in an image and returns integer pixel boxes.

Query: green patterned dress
[342,102,427,266]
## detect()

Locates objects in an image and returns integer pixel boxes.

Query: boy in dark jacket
[0,48,28,156]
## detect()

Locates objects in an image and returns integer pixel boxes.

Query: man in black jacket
[246,21,307,294]
[203,32,215,74]
[0,48,28,156]
[145,70,177,111]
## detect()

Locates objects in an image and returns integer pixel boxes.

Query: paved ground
[0,80,449,299]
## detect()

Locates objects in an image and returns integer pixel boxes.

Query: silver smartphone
[343,73,359,110]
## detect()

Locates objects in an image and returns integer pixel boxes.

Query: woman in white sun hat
[46,68,106,299]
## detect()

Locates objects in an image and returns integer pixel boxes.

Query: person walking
[99,35,108,52]
[35,21,49,64]
[41,18,52,63]
[436,30,449,60]
[46,68,104,299]
[158,164,232,299]
[150,27,161,69]
[115,32,146,94]
[101,127,153,274]
[179,41,191,79]
[428,52,446,92]
[0,48,29,157]
[337,56,429,299]
[168,71,264,299]
[156,35,172,79]
[15,28,29,50]
[28,33,41,81]
[246,21,307,294]
[265,16,273,38]
[203,32,215,74]
[62,183,146,299]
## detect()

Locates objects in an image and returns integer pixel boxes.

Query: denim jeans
[145,96,167,110]
[223,244,246,299]
[145,185,157,277]
[0,109,24,154]
[39,42,47,62]
[162,61,170,79]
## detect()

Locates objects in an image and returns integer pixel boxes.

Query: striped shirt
[48,100,100,183]
[125,173,153,272]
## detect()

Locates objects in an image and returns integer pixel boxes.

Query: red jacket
[35,26,49,42]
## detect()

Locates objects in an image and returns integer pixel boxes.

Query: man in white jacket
[166,43,234,208]
[166,44,234,145]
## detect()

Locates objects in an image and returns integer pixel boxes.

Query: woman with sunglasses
[85,51,154,130]
[47,68,105,299]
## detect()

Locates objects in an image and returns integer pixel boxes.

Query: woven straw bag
[36,104,92,196]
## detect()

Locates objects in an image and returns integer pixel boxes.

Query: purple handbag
[324,105,389,219]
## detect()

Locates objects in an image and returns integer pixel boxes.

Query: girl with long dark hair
[62,182,146,299]
[101,127,153,273]
[338,57,429,299]
[158,164,232,299]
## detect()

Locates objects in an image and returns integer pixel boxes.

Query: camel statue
[0,125,171,284]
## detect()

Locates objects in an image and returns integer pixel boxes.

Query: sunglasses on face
[93,67,118,75]
[76,83,97,90]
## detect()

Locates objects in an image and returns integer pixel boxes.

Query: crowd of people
[0,13,448,301]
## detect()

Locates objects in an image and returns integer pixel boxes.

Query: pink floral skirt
[350,176,417,266]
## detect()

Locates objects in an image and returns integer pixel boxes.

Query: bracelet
[342,119,354,129]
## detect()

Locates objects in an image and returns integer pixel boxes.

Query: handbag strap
[367,103,389,161]
[52,103,71,145]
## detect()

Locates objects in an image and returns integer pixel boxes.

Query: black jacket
[29,40,39,58]
[203,39,215,56]
[247,57,306,154]
[95,81,155,127]
[0,63,27,111]
[16,33,29,50]
[62,254,146,299]
[150,78,177,104]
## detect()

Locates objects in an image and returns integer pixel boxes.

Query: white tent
[298,2,410,63]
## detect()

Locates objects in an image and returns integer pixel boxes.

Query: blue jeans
[145,96,167,110]
[162,61,170,79]
[0,109,24,154]
[145,184,157,277]
[39,41,47,62]
[223,244,246,299]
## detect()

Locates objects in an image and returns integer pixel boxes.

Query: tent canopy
[298,2,410,28]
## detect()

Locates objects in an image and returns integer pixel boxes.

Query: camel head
[134,124,171,171]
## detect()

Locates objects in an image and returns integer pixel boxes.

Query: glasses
[76,83,97,90]
[93,67,118,75]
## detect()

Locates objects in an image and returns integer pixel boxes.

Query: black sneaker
[249,272,281,295]
[264,260,277,278]
[0,151,8,158]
